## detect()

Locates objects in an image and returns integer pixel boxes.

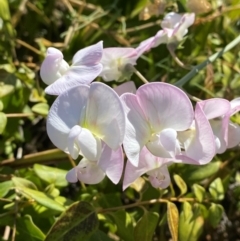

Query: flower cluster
[40,12,240,190]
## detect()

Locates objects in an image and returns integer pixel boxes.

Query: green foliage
[45,201,98,241]
[134,209,159,241]
[0,0,240,240]
[167,202,179,241]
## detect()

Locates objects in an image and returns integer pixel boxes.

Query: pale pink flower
[123,147,171,190]
[40,41,103,95]
[121,82,216,168]
[46,82,125,184]
[199,98,240,154]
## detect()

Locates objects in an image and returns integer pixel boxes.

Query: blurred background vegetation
[1,0,240,240]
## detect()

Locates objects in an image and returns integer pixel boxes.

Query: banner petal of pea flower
[121,82,194,167]
[40,41,103,95]
[46,82,125,160]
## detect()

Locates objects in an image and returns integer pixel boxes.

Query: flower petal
[148,165,171,189]
[46,84,89,152]
[227,122,240,148]
[121,93,151,166]
[76,158,105,184]
[40,47,69,85]
[161,12,183,29]
[66,167,78,183]
[123,147,167,190]
[68,125,82,159]
[137,82,194,132]
[98,144,124,184]
[198,98,230,120]
[45,65,102,95]
[230,98,240,116]
[72,41,103,66]
[76,128,102,161]
[172,13,195,41]
[177,102,215,164]
[113,81,137,96]
[86,82,125,150]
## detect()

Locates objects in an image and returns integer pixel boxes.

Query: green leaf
[167,202,179,241]
[173,174,187,196]
[0,85,14,98]
[110,210,134,241]
[209,178,224,201]
[0,180,13,198]
[12,176,38,190]
[34,164,68,187]
[181,161,221,182]
[208,203,223,228]
[45,201,98,241]
[17,187,65,212]
[179,202,204,241]
[130,0,149,18]
[0,100,3,111]
[87,230,113,241]
[16,215,46,241]
[32,103,49,116]
[134,210,159,241]
[192,184,205,202]
[0,112,7,134]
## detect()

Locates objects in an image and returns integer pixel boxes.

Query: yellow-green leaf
[192,184,205,202]
[167,202,179,241]
[209,177,224,201]
[173,174,187,196]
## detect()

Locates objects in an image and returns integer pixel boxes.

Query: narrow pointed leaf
[167,202,179,241]
[18,187,65,212]
[173,174,187,196]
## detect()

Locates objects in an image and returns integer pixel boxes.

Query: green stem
[175,34,240,87]
[98,197,209,213]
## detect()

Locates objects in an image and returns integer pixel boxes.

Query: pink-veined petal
[177,102,215,164]
[198,98,230,120]
[72,41,103,66]
[76,158,105,184]
[121,93,151,166]
[227,122,240,148]
[76,128,102,161]
[152,30,168,47]
[113,81,137,96]
[98,144,124,184]
[45,65,102,95]
[137,82,194,132]
[46,85,89,152]
[86,82,125,150]
[135,37,155,57]
[173,13,195,41]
